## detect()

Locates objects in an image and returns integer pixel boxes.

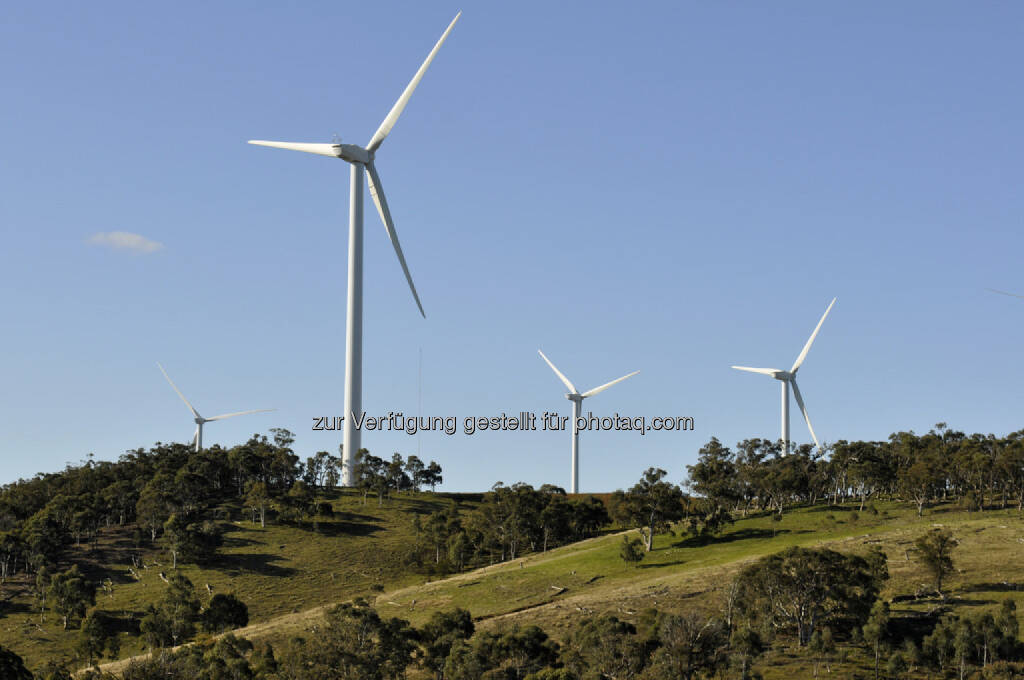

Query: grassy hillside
[0,490,475,669]
[84,499,1024,678]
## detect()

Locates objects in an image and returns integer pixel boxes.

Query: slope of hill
[89,499,1024,678]
[0,490,477,669]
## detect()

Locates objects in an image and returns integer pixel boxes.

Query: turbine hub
[337,143,371,165]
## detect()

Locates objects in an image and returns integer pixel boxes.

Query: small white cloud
[88,231,164,254]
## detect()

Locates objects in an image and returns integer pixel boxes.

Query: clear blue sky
[2,2,1022,491]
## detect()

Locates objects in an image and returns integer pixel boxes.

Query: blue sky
[2,2,1023,491]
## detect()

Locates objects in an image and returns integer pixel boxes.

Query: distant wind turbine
[731,298,836,452]
[538,350,639,494]
[248,13,461,485]
[157,363,274,453]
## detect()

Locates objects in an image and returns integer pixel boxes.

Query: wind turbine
[731,298,836,453]
[248,13,461,486]
[158,363,274,453]
[538,350,639,494]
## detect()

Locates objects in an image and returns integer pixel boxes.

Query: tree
[861,600,890,680]
[202,593,250,633]
[645,611,729,680]
[278,599,418,680]
[48,565,96,630]
[162,573,202,646]
[404,455,426,492]
[0,645,32,680]
[0,531,22,584]
[448,531,471,572]
[564,615,650,679]
[620,535,645,567]
[162,514,222,568]
[245,480,271,527]
[77,611,120,667]
[915,528,958,596]
[357,454,389,506]
[734,546,885,645]
[685,437,740,507]
[419,608,474,679]
[732,625,767,679]
[614,468,685,551]
[386,453,411,495]
[422,461,443,492]
[136,475,174,542]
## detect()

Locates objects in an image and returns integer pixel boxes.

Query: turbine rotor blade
[247,141,342,158]
[790,379,820,449]
[366,162,425,317]
[791,297,837,372]
[157,363,201,419]
[581,371,640,398]
[731,366,781,376]
[193,426,199,447]
[205,408,276,422]
[538,350,577,394]
[366,12,461,153]
[987,288,1024,300]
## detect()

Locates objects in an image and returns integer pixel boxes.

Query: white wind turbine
[538,350,639,494]
[158,363,274,453]
[732,298,836,453]
[248,13,461,486]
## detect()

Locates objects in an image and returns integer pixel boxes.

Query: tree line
[684,424,1024,518]
[403,482,610,575]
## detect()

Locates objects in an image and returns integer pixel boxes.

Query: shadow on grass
[210,552,297,577]
[806,505,860,514]
[312,519,384,538]
[960,581,1024,593]
[671,528,783,548]
[638,560,686,569]
[0,600,34,617]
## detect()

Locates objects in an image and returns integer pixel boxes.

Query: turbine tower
[248,13,460,486]
[158,363,274,453]
[732,298,836,453]
[538,350,639,494]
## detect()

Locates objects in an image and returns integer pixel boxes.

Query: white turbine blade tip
[157,363,200,418]
[538,350,577,393]
[248,141,342,158]
[366,12,461,152]
[790,379,820,449]
[581,370,639,398]
[366,163,426,317]
[206,408,276,422]
[791,297,836,372]
[731,366,781,376]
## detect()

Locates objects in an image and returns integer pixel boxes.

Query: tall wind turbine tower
[732,298,835,452]
[158,363,274,453]
[538,350,638,493]
[248,14,461,485]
